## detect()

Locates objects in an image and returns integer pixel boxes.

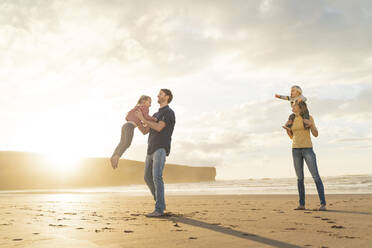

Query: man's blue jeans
[144,148,166,213]
[292,148,326,206]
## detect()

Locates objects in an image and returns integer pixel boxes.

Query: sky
[1,0,371,179]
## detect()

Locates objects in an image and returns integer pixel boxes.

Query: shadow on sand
[325,209,372,216]
[167,215,302,248]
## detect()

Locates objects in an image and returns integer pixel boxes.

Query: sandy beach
[0,194,371,248]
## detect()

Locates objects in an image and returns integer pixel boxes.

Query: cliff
[0,151,216,190]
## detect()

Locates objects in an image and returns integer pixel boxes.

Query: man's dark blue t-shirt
[147,105,175,156]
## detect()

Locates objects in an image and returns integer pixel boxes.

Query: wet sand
[0,194,371,248]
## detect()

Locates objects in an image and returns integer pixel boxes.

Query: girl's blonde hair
[291,85,303,95]
[137,95,151,104]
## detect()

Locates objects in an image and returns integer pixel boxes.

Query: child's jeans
[288,110,309,121]
[112,122,135,157]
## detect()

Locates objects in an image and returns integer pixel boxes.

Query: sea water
[1,174,371,195]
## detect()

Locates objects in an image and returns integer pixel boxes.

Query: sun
[43,152,81,174]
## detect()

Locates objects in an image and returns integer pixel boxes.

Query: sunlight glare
[44,152,81,174]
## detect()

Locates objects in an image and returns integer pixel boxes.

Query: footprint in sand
[32,233,40,235]
[12,239,23,241]
[339,236,357,239]
[331,225,345,229]
[76,227,84,230]
[189,237,197,240]
[242,233,257,237]
[285,228,297,231]
[317,230,332,234]
[91,212,99,217]
[327,221,336,224]
[123,217,137,221]
[124,230,134,233]
[49,224,67,227]
[101,227,113,232]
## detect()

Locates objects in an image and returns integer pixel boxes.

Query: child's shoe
[303,121,310,129]
[285,119,293,128]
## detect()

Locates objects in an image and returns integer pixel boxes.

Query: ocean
[1,174,371,195]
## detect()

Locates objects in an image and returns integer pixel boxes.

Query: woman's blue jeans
[292,148,326,206]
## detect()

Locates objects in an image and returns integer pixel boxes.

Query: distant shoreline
[0,151,216,190]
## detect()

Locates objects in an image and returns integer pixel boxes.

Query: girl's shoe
[285,120,293,128]
[303,122,311,129]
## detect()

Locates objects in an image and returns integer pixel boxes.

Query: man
[136,89,175,217]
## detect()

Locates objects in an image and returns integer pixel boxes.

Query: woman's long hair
[298,101,308,116]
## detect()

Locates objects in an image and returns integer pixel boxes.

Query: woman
[283,102,326,211]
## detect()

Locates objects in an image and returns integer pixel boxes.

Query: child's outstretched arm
[275,94,290,101]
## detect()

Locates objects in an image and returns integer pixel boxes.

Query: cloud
[330,132,372,143]
[333,137,372,142]
[309,86,372,121]
[1,0,372,178]
[170,85,372,170]
[2,0,372,90]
